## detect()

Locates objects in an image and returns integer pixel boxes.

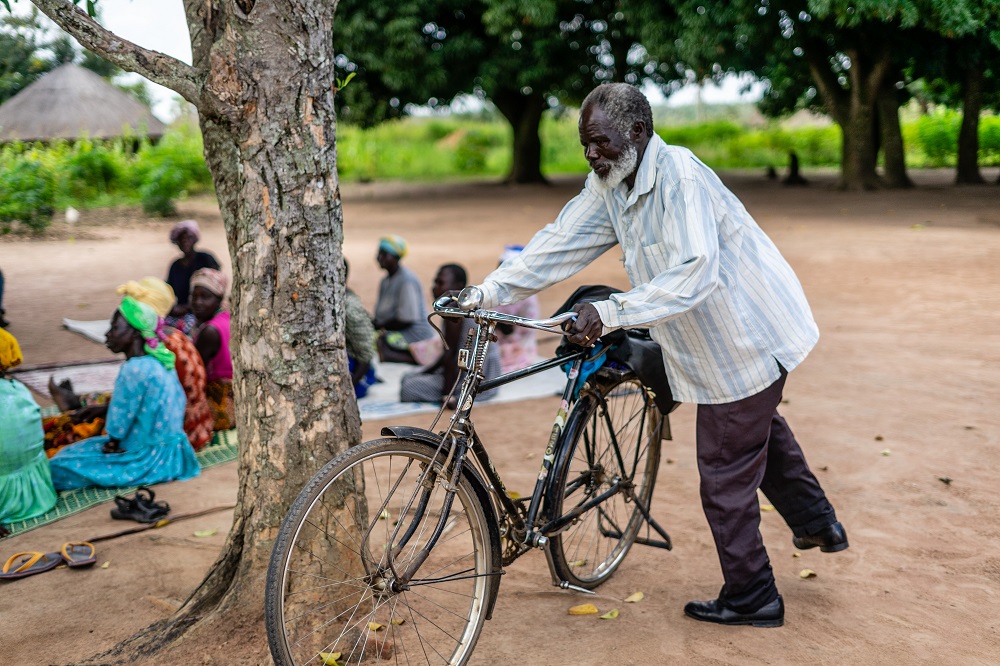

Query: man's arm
[479,180,618,308]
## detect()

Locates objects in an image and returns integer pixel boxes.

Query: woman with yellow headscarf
[47,296,200,491]
[0,329,58,523]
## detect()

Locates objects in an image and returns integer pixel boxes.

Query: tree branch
[29,0,202,104]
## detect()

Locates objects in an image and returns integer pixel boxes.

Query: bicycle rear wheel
[546,368,662,589]
[265,438,497,666]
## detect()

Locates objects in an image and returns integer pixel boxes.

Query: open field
[1,168,999,664]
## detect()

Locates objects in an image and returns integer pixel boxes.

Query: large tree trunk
[492,89,548,184]
[806,45,889,190]
[51,0,363,661]
[956,66,986,185]
[877,80,912,188]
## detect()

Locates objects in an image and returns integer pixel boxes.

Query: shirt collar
[615,133,662,209]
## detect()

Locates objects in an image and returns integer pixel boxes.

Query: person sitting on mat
[47,278,214,452]
[48,296,200,491]
[0,329,57,524]
[400,264,500,407]
[373,235,437,365]
[190,268,235,431]
[343,260,377,398]
[165,220,221,335]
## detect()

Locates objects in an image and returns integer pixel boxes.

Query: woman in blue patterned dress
[48,297,200,491]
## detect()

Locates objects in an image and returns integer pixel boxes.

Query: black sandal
[110,487,170,523]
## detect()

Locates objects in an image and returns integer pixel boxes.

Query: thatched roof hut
[0,63,166,143]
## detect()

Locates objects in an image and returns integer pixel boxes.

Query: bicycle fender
[379,425,505,621]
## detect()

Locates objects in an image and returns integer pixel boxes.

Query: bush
[914,110,961,167]
[65,141,124,197]
[140,165,187,216]
[0,159,56,233]
[454,129,498,173]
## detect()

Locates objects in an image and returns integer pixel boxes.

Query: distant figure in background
[46,278,214,452]
[373,235,437,365]
[493,245,541,374]
[0,329,57,524]
[48,297,199,491]
[783,152,808,186]
[343,260,377,398]
[190,268,235,431]
[0,267,9,328]
[400,264,500,406]
[165,220,221,335]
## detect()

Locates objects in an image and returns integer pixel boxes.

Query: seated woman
[165,220,221,335]
[0,329,57,524]
[400,264,501,406]
[48,297,200,491]
[190,268,235,431]
[344,260,377,398]
[492,245,541,373]
[373,235,437,365]
[47,278,214,452]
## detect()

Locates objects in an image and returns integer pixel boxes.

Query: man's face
[432,268,461,299]
[377,249,398,272]
[579,104,639,190]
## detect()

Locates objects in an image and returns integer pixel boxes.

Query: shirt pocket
[637,240,670,280]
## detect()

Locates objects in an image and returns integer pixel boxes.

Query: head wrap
[169,219,201,244]
[118,296,175,370]
[500,244,524,263]
[190,268,228,299]
[378,235,408,259]
[0,328,23,372]
[117,277,176,318]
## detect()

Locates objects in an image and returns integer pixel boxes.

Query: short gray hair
[581,83,654,139]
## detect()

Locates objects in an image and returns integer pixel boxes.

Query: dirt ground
[1,168,999,665]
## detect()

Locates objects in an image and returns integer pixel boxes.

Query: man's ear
[630,121,646,143]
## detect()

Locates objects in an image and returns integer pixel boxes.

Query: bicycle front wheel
[546,368,662,589]
[265,438,497,666]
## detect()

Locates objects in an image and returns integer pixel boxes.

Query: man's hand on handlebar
[565,302,603,347]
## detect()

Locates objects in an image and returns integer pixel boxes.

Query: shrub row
[0,121,211,232]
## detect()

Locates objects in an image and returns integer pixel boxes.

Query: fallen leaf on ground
[390,618,405,626]
[624,591,644,603]
[761,504,775,512]
[599,609,619,620]
[506,491,522,499]
[379,509,390,520]
[193,528,218,538]
[367,621,383,631]
[100,561,110,569]
[319,652,342,665]
[875,435,884,441]
[938,477,952,485]
[568,559,587,568]
[881,449,891,456]
[568,603,599,615]
[799,569,817,579]
[792,553,801,558]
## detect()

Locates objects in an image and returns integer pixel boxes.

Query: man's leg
[760,413,838,538]
[694,374,786,613]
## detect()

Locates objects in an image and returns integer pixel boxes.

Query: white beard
[590,143,638,196]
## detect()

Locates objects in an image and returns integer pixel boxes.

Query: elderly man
[469,83,847,628]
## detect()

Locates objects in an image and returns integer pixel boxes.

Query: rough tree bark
[956,65,986,185]
[492,89,548,184]
[805,43,890,190]
[877,78,912,189]
[29,0,361,660]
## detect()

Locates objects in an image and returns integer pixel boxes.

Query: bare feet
[48,376,81,412]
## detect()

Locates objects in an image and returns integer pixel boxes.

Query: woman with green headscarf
[48,297,200,491]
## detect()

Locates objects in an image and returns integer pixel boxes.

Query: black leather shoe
[684,595,784,628]
[793,521,849,552]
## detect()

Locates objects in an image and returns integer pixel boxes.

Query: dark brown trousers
[696,369,836,612]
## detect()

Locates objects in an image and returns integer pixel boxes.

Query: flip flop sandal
[61,542,97,568]
[0,551,63,580]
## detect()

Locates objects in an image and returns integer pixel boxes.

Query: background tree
[0,8,59,104]
[10,0,361,660]
[333,0,679,183]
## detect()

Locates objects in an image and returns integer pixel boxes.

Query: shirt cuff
[478,281,504,309]
[592,300,624,333]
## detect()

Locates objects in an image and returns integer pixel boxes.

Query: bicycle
[265,286,677,665]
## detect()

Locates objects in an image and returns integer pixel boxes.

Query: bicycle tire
[546,367,662,589]
[265,438,498,666]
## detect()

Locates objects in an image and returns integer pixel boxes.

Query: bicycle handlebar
[432,295,576,334]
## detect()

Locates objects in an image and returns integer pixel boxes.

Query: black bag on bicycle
[552,285,680,415]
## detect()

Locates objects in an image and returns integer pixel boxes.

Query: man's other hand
[566,302,603,347]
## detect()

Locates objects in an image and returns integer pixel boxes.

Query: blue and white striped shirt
[478,134,819,404]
